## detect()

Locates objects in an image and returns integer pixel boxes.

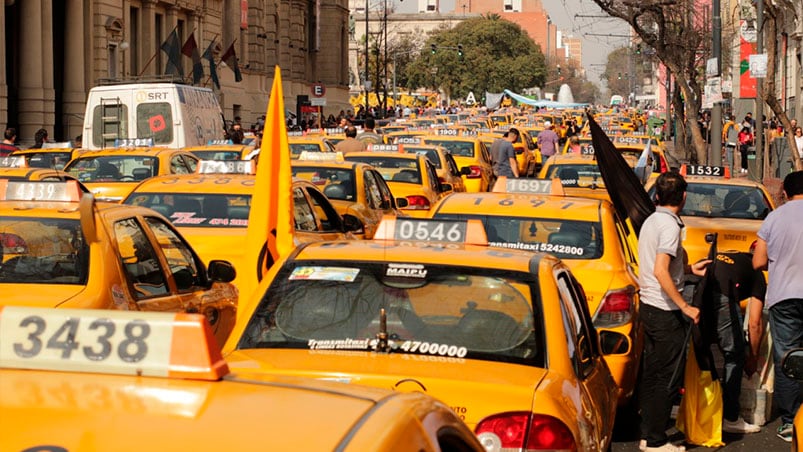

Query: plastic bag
[677,345,725,447]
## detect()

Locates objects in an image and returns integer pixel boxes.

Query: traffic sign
[311,83,326,97]
[310,98,327,107]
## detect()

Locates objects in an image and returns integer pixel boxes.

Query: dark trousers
[639,304,689,447]
[712,293,746,421]
[769,299,803,424]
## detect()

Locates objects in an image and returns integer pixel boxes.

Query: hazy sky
[391,0,631,91]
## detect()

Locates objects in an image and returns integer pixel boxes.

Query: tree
[405,16,546,103]
[589,0,711,163]
[602,47,632,99]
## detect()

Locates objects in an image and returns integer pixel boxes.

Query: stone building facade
[0,0,351,146]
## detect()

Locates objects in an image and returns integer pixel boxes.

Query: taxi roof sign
[0,156,26,168]
[41,141,75,149]
[0,306,229,381]
[373,215,488,246]
[492,176,565,196]
[297,151,344,162]
[680,164,730,179]
[207,139,235,145]
[197,160,254,174]
[115,138,154,148]
[0,179,83,202]
[368,143,404,153]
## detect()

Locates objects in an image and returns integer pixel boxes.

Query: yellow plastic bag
[676,345,725,447]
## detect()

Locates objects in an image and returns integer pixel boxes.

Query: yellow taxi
[421,133,494,192]
[223,217,618,451]
[123,160,359,288]
[609,134,669,174]
[11,143,83,170]
[780,349,803,448]
[646,164,776,264]
[430,179,643,405]
[287,132,336,159]
[184,140,255,161]
[62,142,200,202]
[0,306,483,451]
[0,179,238,346]
[538,152,639,201]
[291,153,406,239]
[393,137,467,193]
[345,146,450,218]
[0,156,84,183]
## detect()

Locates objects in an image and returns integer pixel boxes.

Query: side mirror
[396,197,409,208]
[342,214,364,233]
[781,348,803,380]
[208,260,236,283]
[460,166,472,176]
[440,183,453,193]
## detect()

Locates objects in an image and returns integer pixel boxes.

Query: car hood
[226,348,548,429]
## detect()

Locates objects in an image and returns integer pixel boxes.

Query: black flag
[587,113,655,235]
[689,233,719,374]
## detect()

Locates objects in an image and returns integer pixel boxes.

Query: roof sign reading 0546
[394,218,467,242]
[0,180,82,202]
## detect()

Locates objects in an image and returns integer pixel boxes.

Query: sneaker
[723,417,761,433]
[777,423,794,442]
[644,442,685,452]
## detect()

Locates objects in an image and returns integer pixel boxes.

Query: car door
[297,185,346,240]
[360,169,387,235]
[444,153,467,192]
[555,269,617,450]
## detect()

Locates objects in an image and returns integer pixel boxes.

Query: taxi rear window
[618,149,662,173]
[652,183,771,219]
[345,156,421,184]
[65,156,159,183]
[423,140,475,158]
[435,214,603,260]
[238,262,545,367]
[21,152,73,170]
[289,143,323,159]
[291,167,356,201]
[125,193,251,227]
[404,148,442,169]
[190,150,243,161]
[543,164,607,189]
[0,218,89,284]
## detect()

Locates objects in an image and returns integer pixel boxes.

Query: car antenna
[375,308,390,353]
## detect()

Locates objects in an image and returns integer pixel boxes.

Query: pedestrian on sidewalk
[0,127,18,156]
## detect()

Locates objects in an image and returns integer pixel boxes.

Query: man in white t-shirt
[638,171,710,452]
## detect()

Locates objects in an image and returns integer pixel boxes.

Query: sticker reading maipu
[289,266,359,282]
[386,263,427,278]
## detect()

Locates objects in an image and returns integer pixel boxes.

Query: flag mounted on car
[588,113,655,235]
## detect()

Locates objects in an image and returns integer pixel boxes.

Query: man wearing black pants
[638,172,709,452]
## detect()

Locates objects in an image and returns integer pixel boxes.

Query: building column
[141,0,157,76]
[17,0,45,145]
[63,0,86,142]
[42,0,55,136]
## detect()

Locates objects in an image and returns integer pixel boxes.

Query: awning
[503,89,589,108]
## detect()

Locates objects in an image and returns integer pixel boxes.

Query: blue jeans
[769,299,803,424]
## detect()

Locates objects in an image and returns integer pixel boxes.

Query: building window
[108,44,119,78]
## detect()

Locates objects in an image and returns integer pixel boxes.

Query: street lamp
[545,15,551,64]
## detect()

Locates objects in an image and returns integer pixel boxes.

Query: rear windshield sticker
[289,266,359,282]
[489,241,585,256]
[385,263,427,278]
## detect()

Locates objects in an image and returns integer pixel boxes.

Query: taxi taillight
[476,412,576,452]
[404,195,431,210]
[660,156,668,173]
[595,288,635,328]
[465,165,482,178]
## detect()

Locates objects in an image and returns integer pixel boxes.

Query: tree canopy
[404,16,546,101]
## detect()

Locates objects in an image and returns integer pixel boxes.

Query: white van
[83,82,225,150]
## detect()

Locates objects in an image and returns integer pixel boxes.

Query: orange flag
[240,66,295,305]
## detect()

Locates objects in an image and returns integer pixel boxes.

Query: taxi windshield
[237,262,544,367]
[346,156,422,184]
[435,213,603,260]
[19,152,73,170]
[190,150,243,161]
[617,149,662,172]
[289,143,323,159]
[0,218,88,284]
[291,167,356,201]
[543,164,607,189]
[423,140,475,158]
[125,193,251,227]
[65,156,159,183]
[677,183,771,219]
